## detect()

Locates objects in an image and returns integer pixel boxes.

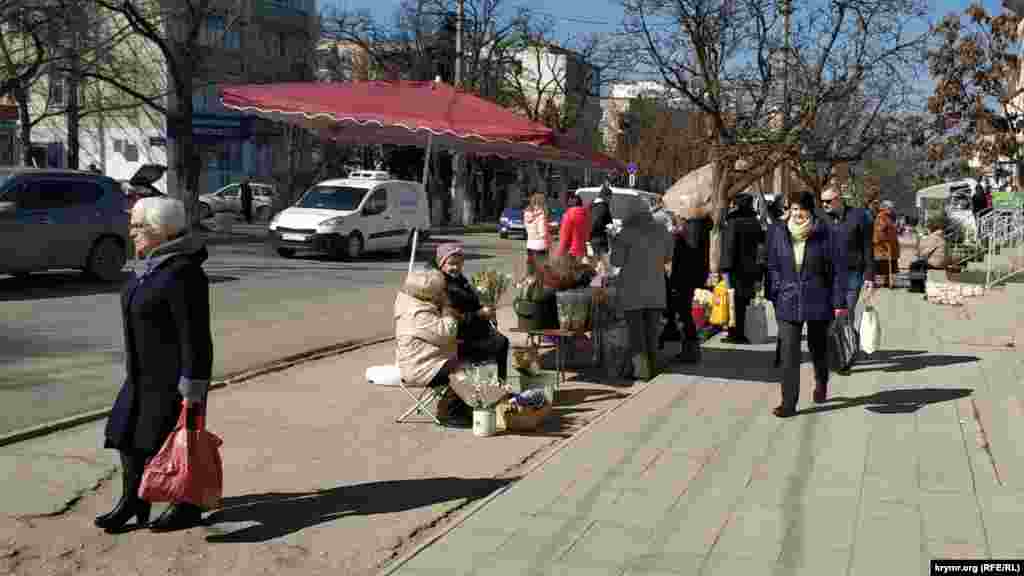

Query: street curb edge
[376,374,660,576]
[0,337,396,448]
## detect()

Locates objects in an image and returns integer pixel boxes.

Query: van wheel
[86,237,127,282]
[345,232,364,260]
[277,247,296,258]
[255,206,269,222]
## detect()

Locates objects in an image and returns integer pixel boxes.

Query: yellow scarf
[788,217,812,272]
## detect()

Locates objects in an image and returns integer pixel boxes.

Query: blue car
[499,200,563,239]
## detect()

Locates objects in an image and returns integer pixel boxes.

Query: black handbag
[829,315,859,372]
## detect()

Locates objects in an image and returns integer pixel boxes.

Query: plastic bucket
[556,288,592,332]
[692,305,707,329]
[473,409,497,437]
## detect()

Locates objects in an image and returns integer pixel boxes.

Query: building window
[203,15,240,50]
[124,143,139,162]
[49,75,65,107]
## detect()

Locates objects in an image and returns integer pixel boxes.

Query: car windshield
[296,185,367,211]
[0,170,14,192]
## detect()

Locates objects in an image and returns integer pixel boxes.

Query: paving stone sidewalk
[387,286,1024,576]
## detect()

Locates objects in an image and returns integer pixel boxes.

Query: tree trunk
[14,86,32,167]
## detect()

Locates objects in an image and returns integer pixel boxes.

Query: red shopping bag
[139,401,223,510]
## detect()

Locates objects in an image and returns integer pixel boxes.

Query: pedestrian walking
[99,196,213,533]
[556,191,590,261]
[766,191,848,417]
[650,195,681,346]
[612,194,673,381]
[819,186,874,369]
[670,208,712,363]
[524,193,551,274]
[721,193,765,344]
[240,178,254,224]
[872,199,899,288]
[589,183,613,259]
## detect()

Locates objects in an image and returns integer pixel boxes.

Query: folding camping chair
[394,379,450,425]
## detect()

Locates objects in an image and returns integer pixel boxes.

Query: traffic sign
[627,162,638,175]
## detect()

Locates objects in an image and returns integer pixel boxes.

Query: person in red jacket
[557,192,590,260]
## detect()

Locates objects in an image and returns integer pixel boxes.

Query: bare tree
[0,2,54,165]
[89,0,246,228]
[620,0,929,271]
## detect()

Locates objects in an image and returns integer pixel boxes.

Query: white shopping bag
[744,298,775,345]
[859,306,881,355]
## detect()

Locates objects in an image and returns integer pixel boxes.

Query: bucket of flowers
[471,268,514,309]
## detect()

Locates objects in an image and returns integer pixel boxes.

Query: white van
[575,186,660,227]
[268,171,430,259]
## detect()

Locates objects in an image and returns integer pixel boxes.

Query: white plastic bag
[859,306,881,355]
[744,298,775,345]
[366,365,401,386]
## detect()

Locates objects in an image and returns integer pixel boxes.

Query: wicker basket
[502,404,552,433]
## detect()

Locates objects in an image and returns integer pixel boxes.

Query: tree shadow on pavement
[799,387,972,416]
[553,388,630,406]
[204,476,518,543]
[0,271,238,302]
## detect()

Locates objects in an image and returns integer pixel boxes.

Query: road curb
[377,374,658,575]
[0,336,395,448]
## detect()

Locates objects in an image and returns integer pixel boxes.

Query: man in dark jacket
[240,178,254,224]
[721,194,765,344]
[818,187,875,315]
[590,184,613,257]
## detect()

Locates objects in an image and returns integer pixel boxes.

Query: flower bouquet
[450,363,514,410]
[472,269,514,308]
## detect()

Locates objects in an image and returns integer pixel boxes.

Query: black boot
[150,502,204,532]
[95,450,151,533]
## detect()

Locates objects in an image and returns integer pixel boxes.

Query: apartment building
[28,0,317,195]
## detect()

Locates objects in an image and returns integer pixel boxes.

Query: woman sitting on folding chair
[394,267,470,424]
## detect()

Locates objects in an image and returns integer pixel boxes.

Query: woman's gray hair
[403,267,447,305]
[133,196,187,238]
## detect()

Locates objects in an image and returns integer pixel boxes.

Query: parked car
[0,167,130,281]
[268,171,430,259]
[119,163,167,210]
[498,198,563,239]
[199,181,276,221]
[575,186,660,228]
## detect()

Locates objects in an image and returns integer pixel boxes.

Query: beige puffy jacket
[394,288,459,388]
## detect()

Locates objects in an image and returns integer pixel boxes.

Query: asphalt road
[0,232,526,436]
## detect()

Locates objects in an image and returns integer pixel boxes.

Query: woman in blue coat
[98,197,213,533]
[766,191,848,417]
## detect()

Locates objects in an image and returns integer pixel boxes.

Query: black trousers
[675,285,698,341]
[777,319,830,411]
[460,331,511,383]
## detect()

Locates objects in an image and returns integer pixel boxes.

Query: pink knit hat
[436,243,464,268]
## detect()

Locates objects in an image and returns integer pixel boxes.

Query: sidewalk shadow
[851,349,980,374]
[204,476,517,543]
[800,387,972,416]
[554,388,630,406]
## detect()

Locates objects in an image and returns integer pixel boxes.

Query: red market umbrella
[219,79,624,171]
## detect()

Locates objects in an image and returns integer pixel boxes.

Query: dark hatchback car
[498,199,563,239]
[0,168,130,281]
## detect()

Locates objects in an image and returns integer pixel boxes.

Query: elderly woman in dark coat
[97,196,213,533]
[766,191,848,417]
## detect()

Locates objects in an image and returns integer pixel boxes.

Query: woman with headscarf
[611,194,674,380]
[435,243,511,384]
[765,191,848,417]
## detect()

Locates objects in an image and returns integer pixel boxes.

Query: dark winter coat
[590,199,612,248]
[765,219,848,323]
[819,204,875,281]
[105,234,213,453]
[442,270,492,341]
[670,217,711,290]
[721,208,765,281]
